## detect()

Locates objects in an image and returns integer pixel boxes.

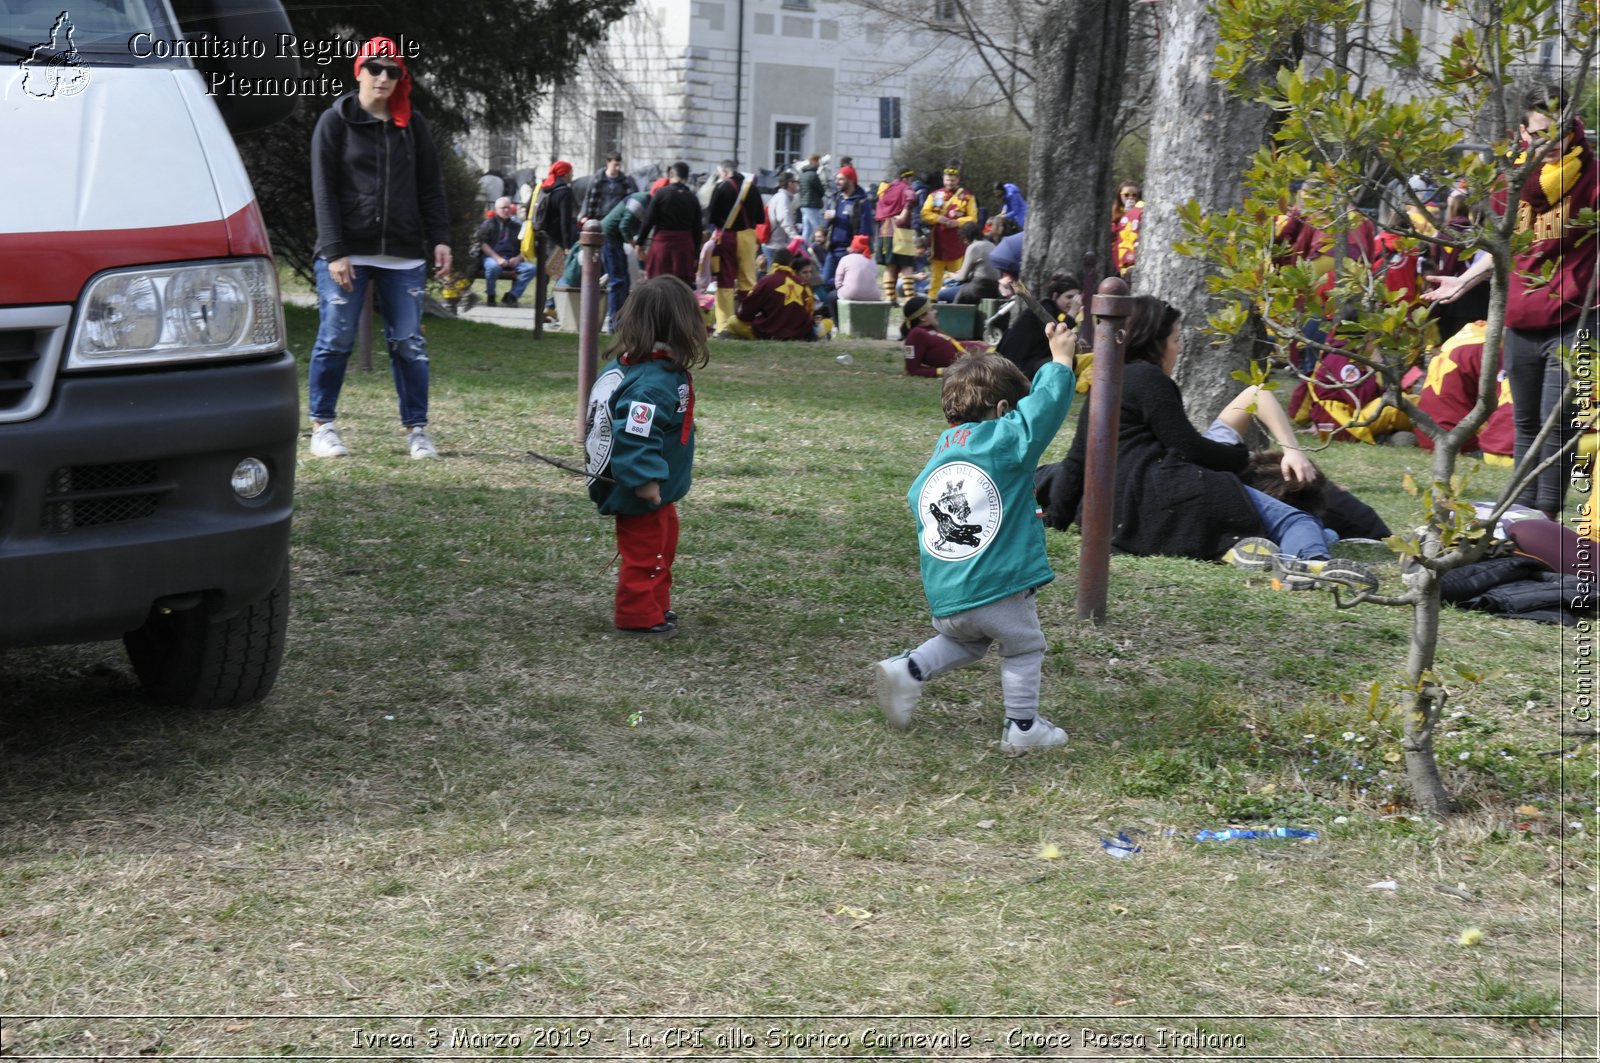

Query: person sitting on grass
[899,295,964,377]
[727,248,817,341]
[1035,295,1345,571]
[873,330,1079,756]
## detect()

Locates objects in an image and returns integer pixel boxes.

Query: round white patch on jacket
[584,367,624,482]
[917,461,1001,561]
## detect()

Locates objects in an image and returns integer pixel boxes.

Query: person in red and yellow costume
[727,249,816,340]
[1411,320,1515,462]
[1423,86,1598,518]
[1111,182,1143,275]
[1287,346,1412,444]
[707,160,765,335]
[920,166,978,295]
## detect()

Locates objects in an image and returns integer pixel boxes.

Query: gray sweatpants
[909,589,1046,719]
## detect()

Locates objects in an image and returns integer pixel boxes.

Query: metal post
[1076,275,1131,624]
[576,219,605,445]
[533,233,548,340]
[355,285,375,371]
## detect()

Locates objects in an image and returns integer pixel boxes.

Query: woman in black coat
[1036,295,1334,562]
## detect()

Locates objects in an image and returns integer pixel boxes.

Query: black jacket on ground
[1037,360,1259,560]
[638,184,704,246]
[311,93,449,262]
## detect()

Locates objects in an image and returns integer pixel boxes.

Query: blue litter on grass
[1101,832,1141,858]
[1194,827,1319,842]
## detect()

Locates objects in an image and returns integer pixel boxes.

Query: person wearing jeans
[307,36,451,460]
[308,259,431,432]
[599,190,650,332]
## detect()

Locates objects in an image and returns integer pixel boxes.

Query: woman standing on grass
[583,277,709,638]
[1036,296,1338,565]
[306,36,451,461]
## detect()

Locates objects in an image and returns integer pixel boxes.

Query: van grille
[43,462,167,532]
[0,306,70,424]
[0,331,41,412]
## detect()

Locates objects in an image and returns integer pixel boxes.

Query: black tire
[123,563,289,710]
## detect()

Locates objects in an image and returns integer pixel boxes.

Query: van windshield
[1,0,183,67]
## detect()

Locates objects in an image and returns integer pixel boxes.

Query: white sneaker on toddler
[873,652,922,730]
[999,716,1068,756]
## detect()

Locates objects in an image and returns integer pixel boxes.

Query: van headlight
[67,258,284,369]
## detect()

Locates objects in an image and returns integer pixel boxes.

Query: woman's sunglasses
[362,60,403,79]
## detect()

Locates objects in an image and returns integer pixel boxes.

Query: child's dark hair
[941,353,1029,424]
[1240,450,1327,516]
[605,276,709,371]
[959,220,983,243]
[1123,295,1181,365]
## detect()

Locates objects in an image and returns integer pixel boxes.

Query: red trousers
[614,504,678,628]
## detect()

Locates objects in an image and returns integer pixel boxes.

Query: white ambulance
[1,0,300,708]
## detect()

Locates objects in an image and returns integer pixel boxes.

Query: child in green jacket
[875,328,1078,754]
[584,277,709,637]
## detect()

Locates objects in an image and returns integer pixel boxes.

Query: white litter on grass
[1367,880,1399,891]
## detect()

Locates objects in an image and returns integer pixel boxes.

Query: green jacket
[601,191,650,244]
[585,356,696,516]
[908,361,1074,617]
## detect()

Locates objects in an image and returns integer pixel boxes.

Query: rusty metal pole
[533,232,548,340]
[1076,275,1131,624]
[355,285,375,371]
[576,220,605,445]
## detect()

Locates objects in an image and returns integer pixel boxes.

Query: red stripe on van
[0,203,270,306]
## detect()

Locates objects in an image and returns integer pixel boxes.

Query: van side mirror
[169,0,300,134]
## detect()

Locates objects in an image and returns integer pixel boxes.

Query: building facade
[469,0,1000,185]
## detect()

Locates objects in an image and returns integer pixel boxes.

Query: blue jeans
[308,259,430,427]
[482,256,536,301]
[1242,485,1331,560]
[822,247,850,286]
[800,207,824,245]
[601,238,631,329]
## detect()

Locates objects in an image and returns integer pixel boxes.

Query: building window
[595,110,624,167]
[934,0,959,22]
[775,122,807,170]
[781,0,813,9]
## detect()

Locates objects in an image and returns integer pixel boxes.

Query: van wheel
[123,565,290,710]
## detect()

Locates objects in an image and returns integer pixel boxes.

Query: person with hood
[307,36,450,461]
[875,169,918,303]
[993,181,1028,230]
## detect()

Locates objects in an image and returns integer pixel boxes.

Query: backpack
[532,189,553,232]
[755,204,773,245]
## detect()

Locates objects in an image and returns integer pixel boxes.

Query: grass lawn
[1,306,1594,1058]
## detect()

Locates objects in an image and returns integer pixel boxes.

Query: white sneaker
[309,422,350,458]
[1000,716,1068,756]
[873,653,922,730]
[407,426,438,460]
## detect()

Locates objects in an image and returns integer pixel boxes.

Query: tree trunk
[1021,0,1131,293]
[1136,0,1278,424]
[1401,570,1458,816]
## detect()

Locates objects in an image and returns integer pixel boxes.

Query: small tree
[1178,0,1596,815]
